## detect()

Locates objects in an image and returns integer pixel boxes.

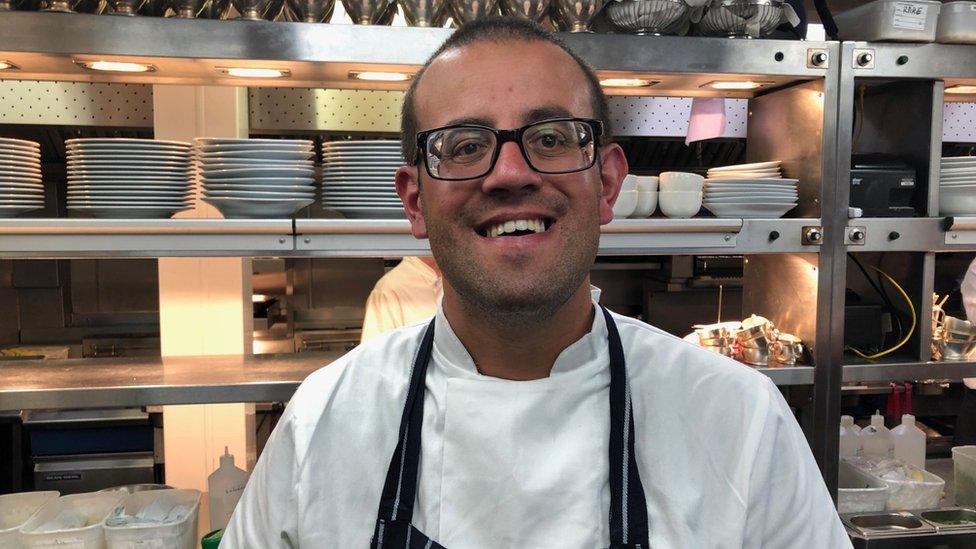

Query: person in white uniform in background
[224,17,850,548]
[956,257,976,443]
[361,256,443,343]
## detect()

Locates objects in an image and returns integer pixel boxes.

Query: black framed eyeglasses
[413,117,603,181]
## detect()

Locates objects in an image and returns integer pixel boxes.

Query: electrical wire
[848,253,904,343]
[846,264,917,360]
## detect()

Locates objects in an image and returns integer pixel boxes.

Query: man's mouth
[476,217,554,238]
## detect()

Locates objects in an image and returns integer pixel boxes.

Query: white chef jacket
[224,304,851,548]
[960,257,976,389]
[361,256,443,343]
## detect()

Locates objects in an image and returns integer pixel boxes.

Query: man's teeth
[487,218,547,238]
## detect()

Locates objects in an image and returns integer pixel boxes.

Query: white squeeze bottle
[859,411,893,458]
[208,446,250,531]
[891,414,927,469]
[840,415,861,457]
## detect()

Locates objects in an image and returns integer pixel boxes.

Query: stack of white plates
[939,156,976,216]
[703,161,798,218]
[197,138,315,219]
[321,140,404,219]
[0,137,44,218]
[66,138,193,218]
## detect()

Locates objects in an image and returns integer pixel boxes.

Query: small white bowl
[659,190,703,218]
[631,191,657,218]
[621,174,638,192]
[660,171,705,192]
[635,175,659,193]
[613,190,639,218]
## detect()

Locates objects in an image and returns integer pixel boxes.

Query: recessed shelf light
[76,60,156,73]
[703,80,770,90]
[219,67,290,78]
[946,85,976,95]
[348,71,412,82]
[0,60,19,71]
[599,78,656,88]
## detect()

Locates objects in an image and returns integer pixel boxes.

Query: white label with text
[893,2,929,30]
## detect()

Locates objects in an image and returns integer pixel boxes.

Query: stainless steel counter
[0,352,342,411]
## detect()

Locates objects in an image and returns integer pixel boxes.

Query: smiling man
[223,17,851,549]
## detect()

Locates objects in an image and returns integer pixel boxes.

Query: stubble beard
[427,207,600,327]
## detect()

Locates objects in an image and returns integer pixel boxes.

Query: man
[224,17,850,548]
[361,256,443,343]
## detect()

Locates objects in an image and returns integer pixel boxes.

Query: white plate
[66,205,186,219]
[705,196,799,204]
[0,205,42,218]
[941,168,976,176]
[0,163,41,174]
[329,207,406,219]
[705,172,783,180]
[68,160,190,171]
[707,161,781,173]
[197,150,313,161]
[202,167,315,179]
[68,188,189,196]
[322,151,404,157]
[204,182,313,191]
[67,145,191,155]
[204,190,315,200]
[196,137,313,146]
[703,202,796,219]
[941,180,976,187]
[324,189,399,196]
[1,187,45,195]
[0,174,42,183]
[705,193,798,201]
[0,137,40,149]
[68,152,190,161]
[325,197,402,204]
[68,180,190,187]
[199,161,315,171]
[942,157,976,164]
[705,178,797,187]
[322,140,401,147]
[705,188,797,195]
[197,144,313,154]
[67,138,191,147]
[0,151,41,161]
[200,176,313,186]
[0,195,44,203]
[202,197,314,218]
[0,181,44,190]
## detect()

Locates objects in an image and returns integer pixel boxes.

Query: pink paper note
[685,97,727,145]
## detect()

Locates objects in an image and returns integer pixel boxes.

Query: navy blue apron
[371,306,650,548]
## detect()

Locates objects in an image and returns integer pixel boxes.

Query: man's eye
[450,140,487,158]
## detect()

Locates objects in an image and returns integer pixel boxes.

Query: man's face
[396,39,627,319]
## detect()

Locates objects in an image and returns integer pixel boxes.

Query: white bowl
[659,190,702,218]
[631,190,657,218]
[635,175,659,193]
[621,174,638,192]
[660,171,705,192]
[613,190,639,218]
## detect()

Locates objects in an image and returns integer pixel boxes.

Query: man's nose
[480,141,544,195]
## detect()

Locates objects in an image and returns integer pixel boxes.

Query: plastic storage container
[835,0,941,42]
[841,416,861,457]
[19,492,124,549]
[891,414,927,470]
[952,445,976,505]
[846,457,945,510]
[207,447,248,532]
[0,492,60,548]
[838,460,888,514]
[103,489,201,549]
[860,412,894,459]
[936,1,976,44]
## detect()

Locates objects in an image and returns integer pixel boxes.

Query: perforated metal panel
[608,97,748,138]
[0,81,152,127]
[944,102,976,143]
[249,89,403,133]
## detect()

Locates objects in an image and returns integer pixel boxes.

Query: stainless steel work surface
[0,352,343,411]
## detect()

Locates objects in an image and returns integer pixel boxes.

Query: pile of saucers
[0,137,44,218]
[197,138,315,219]
[321,140,404,219]
[703,161,798,219]
[939,156,976,216]
[66,138,193,218]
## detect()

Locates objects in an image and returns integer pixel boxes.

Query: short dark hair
[400,16,612,163]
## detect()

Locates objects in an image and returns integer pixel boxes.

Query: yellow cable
[846,265,917,360]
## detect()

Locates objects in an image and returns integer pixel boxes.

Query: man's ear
[597,143,629,225]
[395,165,428,239]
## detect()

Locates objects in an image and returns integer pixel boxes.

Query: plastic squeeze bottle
[859,411,893,458]
[891,414,927,469]
[840,415,861,457]
[208,446,249,531]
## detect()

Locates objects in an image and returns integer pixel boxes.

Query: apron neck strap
[373,307,650,547]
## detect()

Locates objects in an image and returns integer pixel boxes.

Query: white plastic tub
[19,492,124,549]
[952,446,976,505]
[836,0,941,42]
[937,1,976,44]
[838,461,888,514]
[0,492,60,548]
[103,489,200,549]
[844,456,945,511]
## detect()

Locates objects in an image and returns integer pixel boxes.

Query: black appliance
[850,154,917,217]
